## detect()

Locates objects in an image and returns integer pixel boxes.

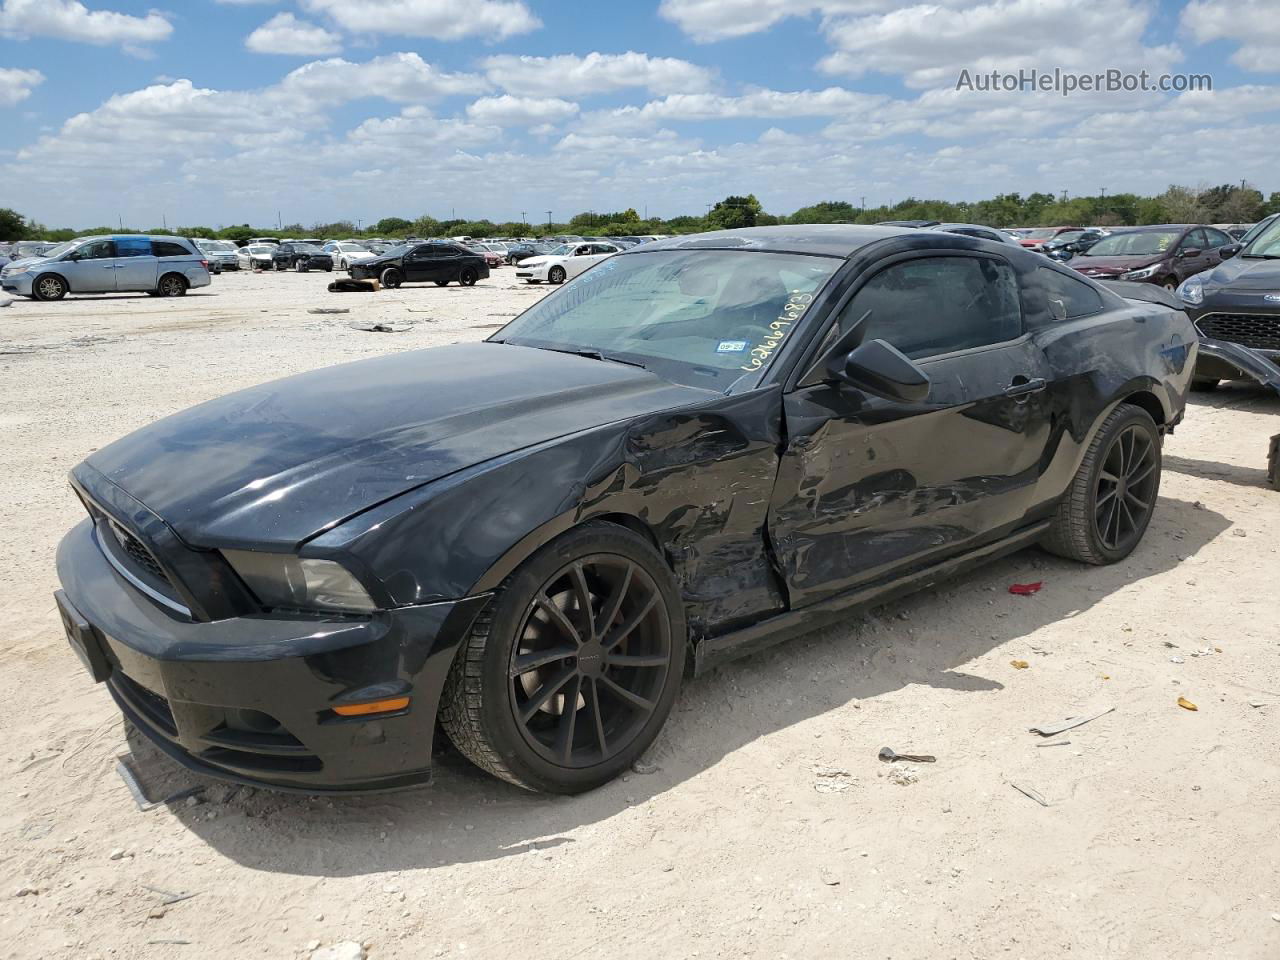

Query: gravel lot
[2,268,1278,960]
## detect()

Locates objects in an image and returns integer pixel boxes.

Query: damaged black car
[54,225,1196,796]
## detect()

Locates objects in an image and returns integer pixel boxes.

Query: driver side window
[76,239,115,261]
[834,256,1022,360]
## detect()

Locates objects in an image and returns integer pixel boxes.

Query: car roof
[635,224,920,258]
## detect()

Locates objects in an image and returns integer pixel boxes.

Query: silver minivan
[0,235,212,301]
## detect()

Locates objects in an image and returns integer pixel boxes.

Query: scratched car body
[54,225,1196,796]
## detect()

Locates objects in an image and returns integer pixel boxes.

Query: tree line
[4,182,1277,244]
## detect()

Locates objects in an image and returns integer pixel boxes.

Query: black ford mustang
[348,241,489,288]
[54,226,1196,796]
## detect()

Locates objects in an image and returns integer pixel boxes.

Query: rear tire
[460,267,479,286]
[440,523,685,794]
[157,273,188,297]
[1041,404,1161,565]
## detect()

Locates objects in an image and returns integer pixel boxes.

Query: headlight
[1119,264,1160,280]
[222,550,376,613]
[1177,277,1205,306]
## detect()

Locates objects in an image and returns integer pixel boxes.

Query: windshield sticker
[716,340,747,353]
[739,290,815,372]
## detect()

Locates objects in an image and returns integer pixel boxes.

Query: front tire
[295,260,309,273]
[34,274,68,301]
[548,265,566,284]
[380,267,403,289]
[440,523,686,794]
[1041,404,1161,565]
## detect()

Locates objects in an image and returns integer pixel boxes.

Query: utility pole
[547,210,552,231]
[162,212,167,230]
[1061,189,1068,203]
[860,196,865,211]
[357,218,363,231]
[520,211,526,226]
[118,214,123,231]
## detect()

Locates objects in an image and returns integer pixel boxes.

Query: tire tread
[1041,404,1155,565]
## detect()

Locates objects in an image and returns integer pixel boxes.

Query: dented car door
[767,251,1053,606]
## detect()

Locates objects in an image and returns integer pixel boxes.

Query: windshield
[337,243,366,252]
[245,244,273,255]
[294,244,324,253]
[546,244,572,256]
[1023,228,1058,240]
[1084,230,1181,257]
[36,241,75,259]
[1243,218,1280,257]
[382,244,411,257]
[496,250,839,391]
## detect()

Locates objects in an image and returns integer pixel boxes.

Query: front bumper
[1186,301,1280,387]
[56,518,489,793]
[515,264,549,280]
[1,272,34,295]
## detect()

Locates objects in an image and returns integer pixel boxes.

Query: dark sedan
[1070,224,1240,289]
[506,241,553,264]
[272,242,334,273]
[1176,214,1280,390]
[54,225,1195,795]
[349,242,489,288]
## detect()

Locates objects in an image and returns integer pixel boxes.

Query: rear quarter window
[152,240,193,258]
[1038,266,1104,320]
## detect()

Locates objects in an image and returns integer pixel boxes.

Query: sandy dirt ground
[1,268,1278,960]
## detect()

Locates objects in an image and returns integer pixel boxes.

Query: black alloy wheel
[1093,423,1158,553]
[157,274,187,297]
[460,267,479,286]
[509,555,672,768]
[440,523,685,793]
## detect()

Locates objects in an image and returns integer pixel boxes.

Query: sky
[0,0,1277,229]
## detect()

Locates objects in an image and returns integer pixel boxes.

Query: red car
[1017,226,1083,251]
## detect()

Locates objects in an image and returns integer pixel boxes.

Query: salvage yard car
[516,240,622,284]
[348,241,489,288]
[1,235,210,300]
[1177,213,1280,391]
[272,242,334,273]
[236,243,276,271]
[194,238,240,273]
[324,241,376,271]
[53,225,1195,796]
[1071,225,1240,289]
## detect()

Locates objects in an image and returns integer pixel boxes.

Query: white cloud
[1182,0,1280,73]
[466,95,579,127]
[0,0,171,49]
[483,51,715,97]
[299,0,539,41]
[630,86,889,121]
[246,13,341,55]
[819,0,1181,88]
[0,66,43,107]
[658,0,928,42]
[278,53,486,102]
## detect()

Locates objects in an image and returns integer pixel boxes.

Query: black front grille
[1197,313,1280,351]
[108,520,171,586]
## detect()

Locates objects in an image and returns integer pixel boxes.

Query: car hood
[1201,255,1280,290]
[520,257,552,267]
[82,342,706,548]
[1071,254,1161,274]
[3,255,52,272]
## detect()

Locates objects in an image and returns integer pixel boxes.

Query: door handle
[1004,377,1046,399]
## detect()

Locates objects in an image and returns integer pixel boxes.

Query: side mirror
[831,338,931,403]
[1179,247,1202,259]
[1220,244,1241,259]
